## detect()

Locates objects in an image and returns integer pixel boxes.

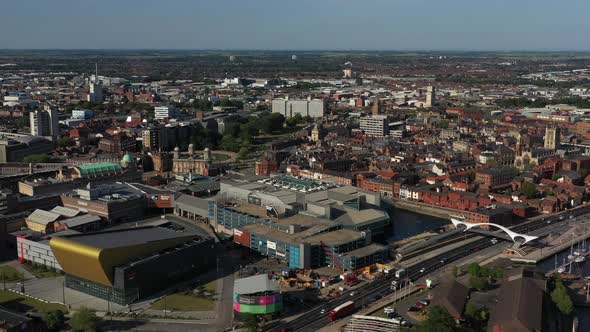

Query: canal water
[387,208,449,242]
[536,244,590,332]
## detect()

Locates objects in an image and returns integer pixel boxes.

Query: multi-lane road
[270,205,590,332]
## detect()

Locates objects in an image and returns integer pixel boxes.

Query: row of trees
[550,275,574,316]
[497,96,590,109]
[467,263,504,291]
[43,307,100,332]
[218,111,288,159]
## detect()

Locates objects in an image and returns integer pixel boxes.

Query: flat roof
[50,206,80,218]
[60,226,200,249]
[341,243,388,258]
[234,274,279,295]
[58,214,101,228]
[334,207,389,226]
[305,228,364,246]
[242,219,334,244]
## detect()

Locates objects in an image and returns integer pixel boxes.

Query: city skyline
[1,0,590,51]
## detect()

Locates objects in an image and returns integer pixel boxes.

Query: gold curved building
[50,225,216,304]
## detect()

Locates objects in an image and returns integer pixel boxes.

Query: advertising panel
[233,229,251,247]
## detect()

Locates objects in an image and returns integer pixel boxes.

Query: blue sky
[1,0,589,50]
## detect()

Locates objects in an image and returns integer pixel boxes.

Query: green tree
[22,154,50,163]
[464,303,488,329]
[17,116,28,129]
[467,263,482,277]
[356,77,363,85]
[256,112,285,134]
[469,276,490,291]
[520,182,538,199]
[551,277,573,315]
[69,307,100,332]
[435,120,450,129]
[286,116,298,129]
[464,303,479,322]
[58,137,74,148]
[243,314,258,332]
[237,147,250,160]
[417,305,455,332]
[43,310,65,332]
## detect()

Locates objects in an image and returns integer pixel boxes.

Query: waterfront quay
[509,216,590,265]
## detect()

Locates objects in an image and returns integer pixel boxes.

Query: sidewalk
[399,235,482,268]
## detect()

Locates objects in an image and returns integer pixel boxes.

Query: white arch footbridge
[451,219,538,244]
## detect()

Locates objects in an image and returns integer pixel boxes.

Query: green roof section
[78,162,122,175]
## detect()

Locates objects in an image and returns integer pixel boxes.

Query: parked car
[418,299,430,306]
[407,306,420,312]
[415,301,426,308]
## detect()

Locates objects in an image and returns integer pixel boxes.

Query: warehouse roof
[57,214,101,228]
[26,209,61,225]
[234,274,279,295]
[50,206,80,218]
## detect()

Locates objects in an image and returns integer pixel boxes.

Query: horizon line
[1,48,590,53]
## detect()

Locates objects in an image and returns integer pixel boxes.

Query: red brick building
[475,167,516,190]
[98,134,136,154]
[255,158,278,176]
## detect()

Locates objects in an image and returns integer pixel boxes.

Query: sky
[1,0,589,51]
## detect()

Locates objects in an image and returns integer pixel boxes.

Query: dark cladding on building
[50,225,216,305]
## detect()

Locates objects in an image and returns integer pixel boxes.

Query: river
[386,208,449,242]
[536,242,590,332]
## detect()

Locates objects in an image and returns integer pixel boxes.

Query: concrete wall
[16,237,62,270]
